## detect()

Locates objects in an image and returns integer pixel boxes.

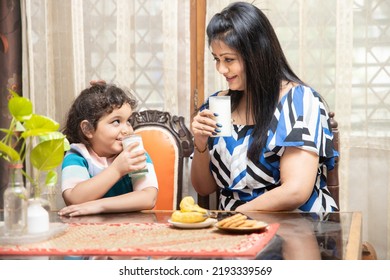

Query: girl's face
[88,103,134,158]
[210,40,246,91]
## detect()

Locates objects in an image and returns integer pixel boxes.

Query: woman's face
[210,40,246,91]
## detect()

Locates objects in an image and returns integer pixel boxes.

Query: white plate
[168,218,217,229]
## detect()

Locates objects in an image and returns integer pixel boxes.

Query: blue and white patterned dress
[201,85,339,212]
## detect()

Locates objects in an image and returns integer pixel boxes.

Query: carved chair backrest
[130,110,193,210]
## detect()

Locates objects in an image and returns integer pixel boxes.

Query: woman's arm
[191,145,218,196]
[236,147,318,212]
[190,108,219,196]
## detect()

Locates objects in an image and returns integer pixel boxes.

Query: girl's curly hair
[63,82,138,146]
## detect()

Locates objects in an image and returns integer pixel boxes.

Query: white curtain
[21,0,390,259]
[205,0,390,259]
[21,0,190,124]
[21,0,192,208]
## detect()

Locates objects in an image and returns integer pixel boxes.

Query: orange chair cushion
[136,128,178,210]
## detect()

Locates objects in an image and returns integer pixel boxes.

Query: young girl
[58,81,158,217]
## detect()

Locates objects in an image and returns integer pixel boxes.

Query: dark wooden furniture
[327,112,340,207]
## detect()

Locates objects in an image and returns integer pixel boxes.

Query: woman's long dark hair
[207,2,302,161]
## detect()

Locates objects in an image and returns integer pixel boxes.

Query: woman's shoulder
[209,90,228,97]
[215,89,229,96]
[275,84,329,125]
[279,84,322,105]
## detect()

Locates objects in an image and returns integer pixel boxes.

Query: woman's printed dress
[201,85,339,212]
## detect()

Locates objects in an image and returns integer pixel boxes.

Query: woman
[59,81,158,217]
[191,2,338,212]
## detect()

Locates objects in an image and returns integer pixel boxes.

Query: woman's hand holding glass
[192,109,219,150]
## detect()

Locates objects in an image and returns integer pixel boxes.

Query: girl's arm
[63,143,147,205]
[58,187,158,217]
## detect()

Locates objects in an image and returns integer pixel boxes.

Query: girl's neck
[88,146,116,164]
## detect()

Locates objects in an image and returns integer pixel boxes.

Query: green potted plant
[0,89,68,235]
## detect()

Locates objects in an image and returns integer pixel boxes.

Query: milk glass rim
[123,134,142,141]
[209,95,231,100]
[124,134,141,138]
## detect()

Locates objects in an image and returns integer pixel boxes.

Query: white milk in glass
[122,134,148,177]
[209,96,232,137]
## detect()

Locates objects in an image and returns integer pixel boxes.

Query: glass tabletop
[0,210,358,260]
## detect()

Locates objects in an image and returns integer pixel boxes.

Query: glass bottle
[3,162,28,236]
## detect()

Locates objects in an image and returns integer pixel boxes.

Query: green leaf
[8,95,33,122]
[38,131,65,141]
[30,138,65,171]
[0,141,20,161]
[45,170,58,186]
[21,114,60,138]
[63,138,70,151]
[39,132,70,152]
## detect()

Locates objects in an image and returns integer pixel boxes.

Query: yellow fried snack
[227,219,247,228]
[223,214,247,228]
[170,210,207,223]
[216,213,246,227]
[216,214,264,229]
[179,196,208,214]
[240,220,258,228]
[216,213,268,230]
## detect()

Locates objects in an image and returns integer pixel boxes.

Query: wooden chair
[130,110,194,210]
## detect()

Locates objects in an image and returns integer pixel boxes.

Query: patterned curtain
[0,0,22,208]
[20,0,191,208]
[21,0,190,125]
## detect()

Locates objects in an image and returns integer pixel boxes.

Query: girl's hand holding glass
[111,140,147,177]
[122,135,148,177]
